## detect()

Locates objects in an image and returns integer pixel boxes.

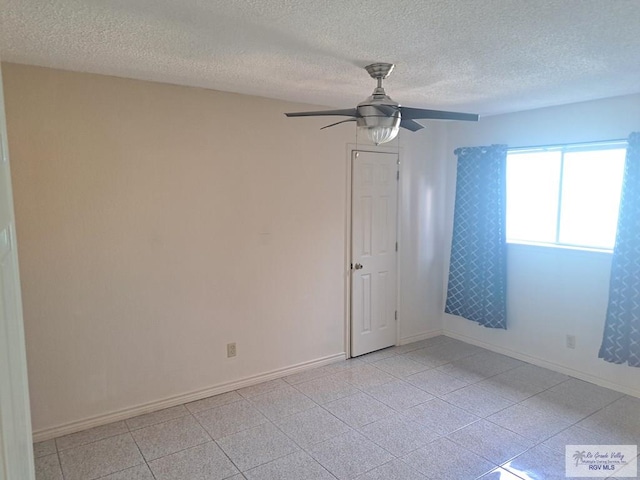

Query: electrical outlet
[227,342,236,358]
[566,335,576,349]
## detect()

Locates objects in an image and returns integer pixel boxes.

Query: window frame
[505,140,627,253]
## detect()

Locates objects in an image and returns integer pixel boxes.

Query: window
[506,142,626,251]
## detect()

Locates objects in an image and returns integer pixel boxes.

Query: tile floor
[34,336,640,480]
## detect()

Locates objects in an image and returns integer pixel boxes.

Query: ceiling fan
[285,63,479,145]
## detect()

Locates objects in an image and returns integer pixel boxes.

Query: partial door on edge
[350,150,398,357]
[0,63,36,479]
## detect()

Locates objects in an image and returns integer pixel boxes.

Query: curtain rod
[508,138,628,151]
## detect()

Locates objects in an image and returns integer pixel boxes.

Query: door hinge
[395,310,398,321]
[396,170,399,181]
[395,241,398,252]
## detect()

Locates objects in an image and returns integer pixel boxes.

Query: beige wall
[3,63,444,436]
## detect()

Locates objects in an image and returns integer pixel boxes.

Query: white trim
[443,331,640,399]
[343,144,353,359]
[506,241,614,257]
[395,152,403,351]
[399,329,444,346]
[32,352,346,442]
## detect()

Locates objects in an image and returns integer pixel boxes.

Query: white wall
[3,63,440,438]
[398,124,449,343]
[442,94,640,397]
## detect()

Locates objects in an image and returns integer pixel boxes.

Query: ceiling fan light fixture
[356,101,401,145]
[360,125,399,145]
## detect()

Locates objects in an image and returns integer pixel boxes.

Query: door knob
[353,263,363,270]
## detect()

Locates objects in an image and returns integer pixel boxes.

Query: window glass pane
[558,148,626,249]
[506,151,561,244]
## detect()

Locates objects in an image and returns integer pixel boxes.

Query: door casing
[344,144,401,359]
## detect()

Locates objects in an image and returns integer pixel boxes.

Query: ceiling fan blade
[400,118,424,132]
[285,108,359,118]
[400,107,479,122]
[320,118,357,130]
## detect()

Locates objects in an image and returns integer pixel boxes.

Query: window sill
[506,240,613,257]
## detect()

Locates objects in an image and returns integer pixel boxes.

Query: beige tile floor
[34,336,640,479]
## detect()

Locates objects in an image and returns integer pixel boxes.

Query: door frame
[344,144,402,359]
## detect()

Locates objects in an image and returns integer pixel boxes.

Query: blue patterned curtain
[599,132,640,367]
[445,145,508,329]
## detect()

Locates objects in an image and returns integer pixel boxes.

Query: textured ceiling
[2,0,640,115]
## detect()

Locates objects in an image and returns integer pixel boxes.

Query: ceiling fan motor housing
[356,93,401,129]
[356,105,400,129]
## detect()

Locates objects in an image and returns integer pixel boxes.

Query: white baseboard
[443,331,640,399]
[32,352,346,443]
[399,329,444,346]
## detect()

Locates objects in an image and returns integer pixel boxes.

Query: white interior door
[0,63,36,479]
[351,150,398,357]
